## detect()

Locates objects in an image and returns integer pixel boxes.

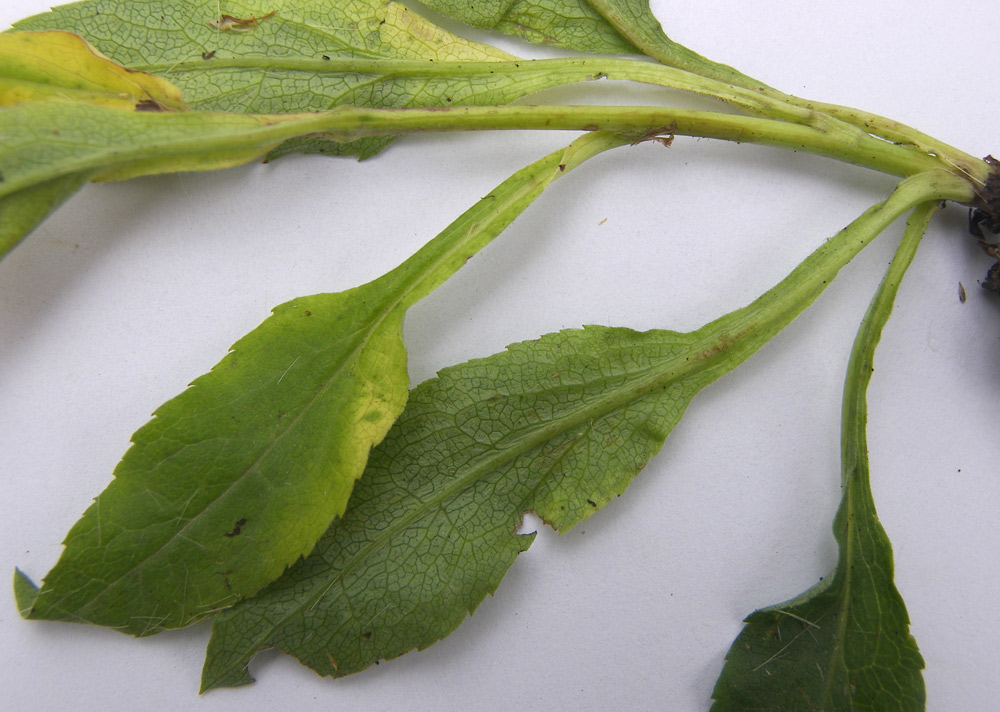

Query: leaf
[13,0,527,159]
[419,0,637,54]
[0,30,185,110]
[19,130,627,636]
[585,0,755,86]
[198,175,950,689]
[0,172,95,260]
[709,204,936,712]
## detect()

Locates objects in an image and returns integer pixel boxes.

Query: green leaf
[198,173,959,689]
[19,131,626,636]
[585,0,756,86]
[419,0,637,54]
[0,172,94,260]
[710,204,936,712]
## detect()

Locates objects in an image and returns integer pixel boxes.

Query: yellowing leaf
[0,30,186,110]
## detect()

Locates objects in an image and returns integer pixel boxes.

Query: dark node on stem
[969,155,1000,293]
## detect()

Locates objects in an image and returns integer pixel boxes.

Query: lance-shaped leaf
[710,205,934,711]
[419,0,636,54]
[18,131,628,636]
[198,172,963,690]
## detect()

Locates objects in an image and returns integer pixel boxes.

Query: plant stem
[840,201,936,494]
[386,131,630,308]
[676,171,969,385]
[307,104,945,180]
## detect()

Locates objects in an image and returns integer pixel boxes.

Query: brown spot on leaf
[208,10,277,32]
[135,99,165,112]
[224,518,247,538]
[201,50,216,60]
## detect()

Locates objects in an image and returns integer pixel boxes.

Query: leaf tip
[199,661,255,694]
[13,567,40,617]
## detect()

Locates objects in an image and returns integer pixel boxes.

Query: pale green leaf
[419,0,637,54]
[710,204,936,712]
[19,130,626,636]
[198,174,955,689]
[586,0,756,86]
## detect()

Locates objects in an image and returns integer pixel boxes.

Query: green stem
[841,201,937,494]
[768,93,989,186]
[387,131,631,307]
[683,171,967,384]
[312,103,943,179]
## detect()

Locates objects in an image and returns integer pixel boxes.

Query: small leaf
[420,0,637,54]
[710,204,937,712]
[20,131,626,636]
[199,179,938,689]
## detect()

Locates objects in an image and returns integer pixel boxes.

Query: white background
[2,1,998,710]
